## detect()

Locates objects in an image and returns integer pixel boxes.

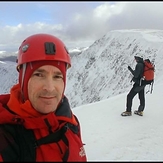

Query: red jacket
[0,84,87,161]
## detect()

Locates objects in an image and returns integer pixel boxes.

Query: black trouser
[126,83,145,112]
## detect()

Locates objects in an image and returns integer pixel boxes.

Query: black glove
[128,66,132,71]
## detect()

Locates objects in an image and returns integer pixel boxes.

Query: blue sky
[0,1,104,25]
[0,1,163,52]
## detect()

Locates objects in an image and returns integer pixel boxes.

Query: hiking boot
[134,110,143,116]
[121,111,132,116]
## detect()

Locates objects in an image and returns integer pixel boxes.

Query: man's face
[135,58,138,62]
[28,65,64,114]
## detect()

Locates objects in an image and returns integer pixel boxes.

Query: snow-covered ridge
[1,29,163,108]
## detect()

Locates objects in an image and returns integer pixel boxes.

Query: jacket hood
[134,56,144,63]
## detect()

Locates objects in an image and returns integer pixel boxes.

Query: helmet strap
[21,63,27,102]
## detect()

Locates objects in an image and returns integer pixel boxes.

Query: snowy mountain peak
[1,29,163,108]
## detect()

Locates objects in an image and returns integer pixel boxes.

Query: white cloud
[1,2,163,51]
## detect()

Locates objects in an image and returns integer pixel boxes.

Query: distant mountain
[1,29,163,108]
[0,47,88,62]
[0,61,18,94]
[0,56,17,62]
[68,47,89,57]
[0,51,17,62]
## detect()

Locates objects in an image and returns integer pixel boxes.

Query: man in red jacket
[0,34,87,161]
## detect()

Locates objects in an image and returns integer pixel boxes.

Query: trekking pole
[146,85,150,94]
[150,81,154,94]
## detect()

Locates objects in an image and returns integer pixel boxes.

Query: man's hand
[128,66,132,71]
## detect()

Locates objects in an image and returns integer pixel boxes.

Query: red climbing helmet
[16,33,71,71]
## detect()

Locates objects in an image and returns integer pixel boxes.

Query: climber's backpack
[142,59,155,93]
